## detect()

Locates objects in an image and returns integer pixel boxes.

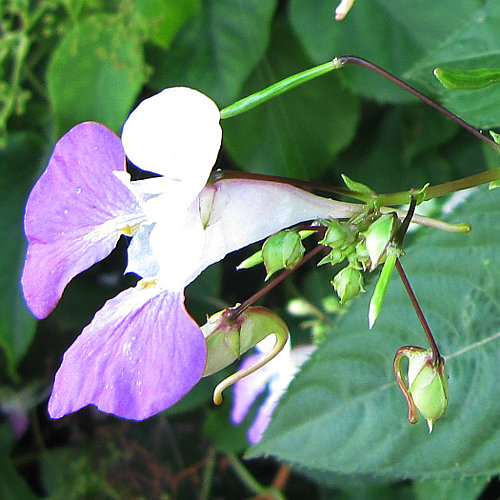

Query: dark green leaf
[290,0,482,102]
[150,0,278,105]
[223,23,359,179]
[413,477,489,500]
[407,2,500,128]
[0,133,42,374]
[250,186,500,479]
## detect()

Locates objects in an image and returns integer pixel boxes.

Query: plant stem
[395,259,441,362]
[337,56,500,152]
[231,245,325,318]
[220,60,341,119]
[379,166,500,206]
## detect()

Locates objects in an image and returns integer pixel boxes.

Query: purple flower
[21,87,360,421]
[232,339,316,444]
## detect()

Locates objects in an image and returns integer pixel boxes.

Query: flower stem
[336,56,500,152]
[379,166,500,206]
[232,245,325,318]
[220,60,342,119]
[395,259,441,362]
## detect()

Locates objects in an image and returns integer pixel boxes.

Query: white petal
[199,178,361,272]
[121,87,222,203]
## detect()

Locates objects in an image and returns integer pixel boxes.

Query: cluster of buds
[318,211,400,304]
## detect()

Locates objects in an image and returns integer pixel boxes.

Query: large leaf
[249,186,500,479]
[0,133,42,374]
[222,23,360,179]
[407,1,500,129]
[47,14,146,135]
[149,0,277,105]
[133,0,200,48]
[289,0,482,103]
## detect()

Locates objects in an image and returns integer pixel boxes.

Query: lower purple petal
[21,122,142,318]
[48,287,206,420]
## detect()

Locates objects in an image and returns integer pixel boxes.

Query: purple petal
[48,287,206,420]
[21,122,142,318]
[231,352,268,424]
[247,388,283,445]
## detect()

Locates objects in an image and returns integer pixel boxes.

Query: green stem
[226,453,266,495]
[220,60,342,119]
[379,166,500,206]
[231,245,325,318]
[200,447,216,500]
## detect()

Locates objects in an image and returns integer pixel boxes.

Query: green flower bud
[317,247,345,267]
[319,220,354,249]
[394,346,449,432]
[262,230,305,279]
[331,266,365,304]
[361,213,398,270]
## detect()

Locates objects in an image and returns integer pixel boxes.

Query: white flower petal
[121,87,222,203]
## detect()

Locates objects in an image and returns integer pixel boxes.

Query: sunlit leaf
[47,14,146,135]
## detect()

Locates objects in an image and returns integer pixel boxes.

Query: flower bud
[361,213,398,270]
[262,230,305,279]
[331,266,364,304]
[394,346,449,432]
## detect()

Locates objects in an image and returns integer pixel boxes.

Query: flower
[21,87,361,421]
[231,338,316,444]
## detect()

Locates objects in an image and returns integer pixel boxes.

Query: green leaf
[47,14,146,135]
[0,133,41,374]
[412,477,489,500]
[249,186,500,479]
[290,0,482,102]
[434,67,500,90]
[149,0,278,105]
[407,2,500,128]
[223,23,359,179]
[133,0,200,48]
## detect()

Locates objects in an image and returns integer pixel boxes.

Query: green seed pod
[394,346,449,432]
[202,306,289,377]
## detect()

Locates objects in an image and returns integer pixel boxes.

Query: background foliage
[1,0,500,498]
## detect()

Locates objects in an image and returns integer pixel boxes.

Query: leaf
[222,23,360,179]
[47,14,146,135]
[407,1,500,128]
[133,0,200,48]
[149,0,278,105]
[290,0,482,103]
[412,477,489,500]
[249,186,500,479]
[0,133,42,374]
